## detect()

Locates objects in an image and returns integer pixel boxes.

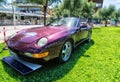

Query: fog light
[33,52,49,58]
[24,53,33,57]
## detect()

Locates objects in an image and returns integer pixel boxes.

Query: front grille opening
[8,47,24,55]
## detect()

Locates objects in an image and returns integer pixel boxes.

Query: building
[0,0,49,25]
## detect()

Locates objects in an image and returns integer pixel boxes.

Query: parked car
[7,17,92,63]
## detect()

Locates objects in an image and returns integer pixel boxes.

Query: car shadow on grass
[2,40,94,82]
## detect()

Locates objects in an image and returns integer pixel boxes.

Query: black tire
[59,41,72,63]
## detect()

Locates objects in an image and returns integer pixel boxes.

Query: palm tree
[30,0,61,25]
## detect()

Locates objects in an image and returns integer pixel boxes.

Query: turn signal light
[33,52,49,58]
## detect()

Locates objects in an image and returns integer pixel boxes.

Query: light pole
[12,0,16,27]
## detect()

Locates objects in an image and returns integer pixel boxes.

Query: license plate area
[2,55,42,75]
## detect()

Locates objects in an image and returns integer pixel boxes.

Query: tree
[58,0,95,20]
[81,0,95,18]
[61,0,83,17]
[112,9,120,26]
[53,5,62,18]
[30,0,61,25]
[81,0,95,23]
[53,5,70,18]
[99,5,115,27]
[93,9,102,24]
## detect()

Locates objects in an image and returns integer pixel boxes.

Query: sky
[103,0,120,10]
[4,0,16,3]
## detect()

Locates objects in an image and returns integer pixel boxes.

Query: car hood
[8,26,68,44]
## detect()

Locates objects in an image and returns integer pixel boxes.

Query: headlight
[37,37,48,47]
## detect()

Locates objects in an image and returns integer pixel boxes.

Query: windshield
[47,18,79,28]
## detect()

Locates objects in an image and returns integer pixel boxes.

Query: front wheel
[59,41,72,63]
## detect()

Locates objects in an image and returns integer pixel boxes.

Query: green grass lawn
[0,27,120,82]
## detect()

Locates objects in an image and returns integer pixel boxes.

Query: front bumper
[8,40,64,63]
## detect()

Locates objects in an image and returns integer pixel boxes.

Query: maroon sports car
[7,17,92,63]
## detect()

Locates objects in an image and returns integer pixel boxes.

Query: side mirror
[80,22,87,28]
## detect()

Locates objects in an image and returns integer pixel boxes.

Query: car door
[72,19,81,44]
[72,20,88,45]
[79,22,89,40]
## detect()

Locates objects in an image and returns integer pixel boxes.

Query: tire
[59,41,72,63]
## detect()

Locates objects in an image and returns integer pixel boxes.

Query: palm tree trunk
[69,0,71,17]
[43,6,47,26]
[43,0,48,26]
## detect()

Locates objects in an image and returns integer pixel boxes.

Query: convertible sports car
[6,17,92,64]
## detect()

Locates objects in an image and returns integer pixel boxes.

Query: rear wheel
[59,41,72,63]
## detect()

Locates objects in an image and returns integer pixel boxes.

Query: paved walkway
[0,25,43,43]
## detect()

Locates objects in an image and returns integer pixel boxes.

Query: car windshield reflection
[47,18,78,28]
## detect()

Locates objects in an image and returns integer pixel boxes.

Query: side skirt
[74,39,88,48]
